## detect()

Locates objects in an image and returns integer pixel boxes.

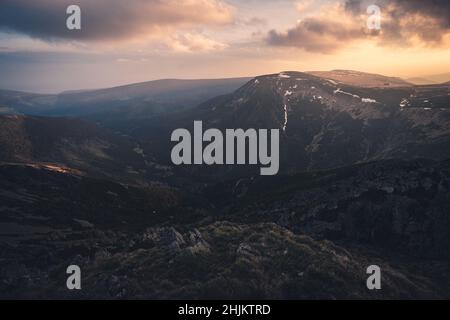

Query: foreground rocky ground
[2,221,450,299]
[1,160,450,299]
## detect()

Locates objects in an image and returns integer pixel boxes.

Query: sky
[0,0,449,93]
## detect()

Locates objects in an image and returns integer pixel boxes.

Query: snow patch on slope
[282,104,288,131]
[334,88,360,99]
[400,98,410,108]
[361,98,378,103]
[327,79,339,85]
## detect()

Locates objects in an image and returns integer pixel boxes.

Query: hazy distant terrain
[307,70,413,88]
[407,73,450,85]
[0,77,251,117]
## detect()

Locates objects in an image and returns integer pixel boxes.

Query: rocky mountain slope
[0,115,152,183]
[131,71,450,181]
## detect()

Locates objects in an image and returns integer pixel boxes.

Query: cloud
[295,0,313,14]
[116,58,132,63]
[167,33,228,53]
[345,0,450,45]
[0,0,234,42]
[240,17,268,27]
[267,3,366,53]
[267,17,365,53]
[266,0,450,53]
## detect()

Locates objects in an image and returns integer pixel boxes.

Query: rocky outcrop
[2,221,446,299]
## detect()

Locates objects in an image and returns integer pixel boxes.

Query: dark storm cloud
[267,18,365,53]
[267,0,450,52]
[345,0,450,43]
[346,0,450,27]
[0,0,233,42]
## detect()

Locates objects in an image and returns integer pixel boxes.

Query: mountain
[131,71,450,182]
[307,70,413,88]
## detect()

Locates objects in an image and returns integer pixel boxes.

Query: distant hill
[0,77,252,118]
[408,73,450,85]
[307,70,412,88]
[425,72,450,84]
[406,77,438,85]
